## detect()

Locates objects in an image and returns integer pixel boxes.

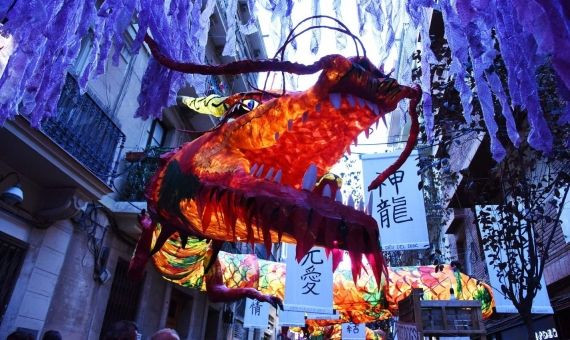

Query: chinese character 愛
[301,265,322,282]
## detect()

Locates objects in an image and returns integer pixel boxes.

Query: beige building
[0,1,275,339]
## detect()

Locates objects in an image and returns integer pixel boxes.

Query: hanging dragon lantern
[128,19,422,307]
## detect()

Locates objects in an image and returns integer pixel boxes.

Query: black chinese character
[250,300,261,316]
[301,249,324,265]
[377,198,391,228]
[377,182,387,198]
[301,265,322,282]
[388,171,405,195]
[302,282,319,295]
[352,323,360,334]
[392,196,413,223]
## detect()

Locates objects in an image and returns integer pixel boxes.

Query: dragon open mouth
[138,54,420,285]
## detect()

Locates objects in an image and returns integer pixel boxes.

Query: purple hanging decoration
[455,0,506,161]
[332,0,347,50]
[309,0,321,55]
[419,10,436,143]
[440,1,473,124]
[357,0,371,35]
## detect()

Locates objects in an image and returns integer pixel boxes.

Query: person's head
[7,330,34,340]
[103,320,140,340]
[42,330,62,340]
[150,328,180,340]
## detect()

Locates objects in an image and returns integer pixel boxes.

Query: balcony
[205,75,225,96]
[41,75,126,185]
[119,147,171,202]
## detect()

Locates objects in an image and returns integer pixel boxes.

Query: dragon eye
[245,99,258,110]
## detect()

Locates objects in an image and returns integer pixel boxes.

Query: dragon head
[139,55,420,285]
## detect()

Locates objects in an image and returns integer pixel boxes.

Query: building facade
[388,7,570,339]
[0,1,270,339]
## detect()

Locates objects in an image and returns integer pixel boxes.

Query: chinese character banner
[284,244,334,314]
[361,151,430,250]
[244,298,270,329]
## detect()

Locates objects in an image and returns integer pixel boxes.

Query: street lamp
[0,172,24,205]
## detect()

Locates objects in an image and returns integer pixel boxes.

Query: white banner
[283,244,333,314]
[476,205,553,314]
[361,151,429,250]
[278,310,339,327]
[243,298,270,329]
[342,323,365,339]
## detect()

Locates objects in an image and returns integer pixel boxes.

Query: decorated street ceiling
[150,229,495,325]
[1,0,568,160]
[0,0,562,330]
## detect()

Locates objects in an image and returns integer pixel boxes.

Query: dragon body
[150,231,495,324]
[130,53,421,289]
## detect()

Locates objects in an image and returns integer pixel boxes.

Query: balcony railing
[120,147,172,201]
[41,75,126,185]
[205,75,225,96]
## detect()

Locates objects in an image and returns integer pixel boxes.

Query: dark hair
[42,330,62,340]
[103,320,139,340]
[7,331,34,340]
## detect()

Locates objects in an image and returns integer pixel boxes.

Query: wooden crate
[397,288,486,339]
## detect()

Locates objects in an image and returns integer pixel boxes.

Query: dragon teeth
[366,192,373,215]
[356,97,365,108]
[274,169,282,183]
[371,103,380,116]
[255,164,265,177]
[329,93,342,109]
[322,184,332,198]
[265,167,274,180]
[335,189,343,202]
[347,195,354,208]
[250,163,259,175]
[382,115,388,128]
[301,163,318,191]
[358,200,364,211]
[347,94,356,107]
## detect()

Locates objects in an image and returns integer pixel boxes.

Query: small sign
[342,323,365,339]
[395,322,420,340]
[361,151,429,250]
[283,244,333,314]
[243,298,270,329]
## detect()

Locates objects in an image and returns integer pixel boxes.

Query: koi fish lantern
[129,34,421,292]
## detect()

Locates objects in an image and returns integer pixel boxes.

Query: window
[205,307,220,339]
[100,259,143,339]
[0,232,27,324]
[165,288,193,339]
[146,120,166,148]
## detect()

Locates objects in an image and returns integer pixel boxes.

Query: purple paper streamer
[310,0,321,55]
